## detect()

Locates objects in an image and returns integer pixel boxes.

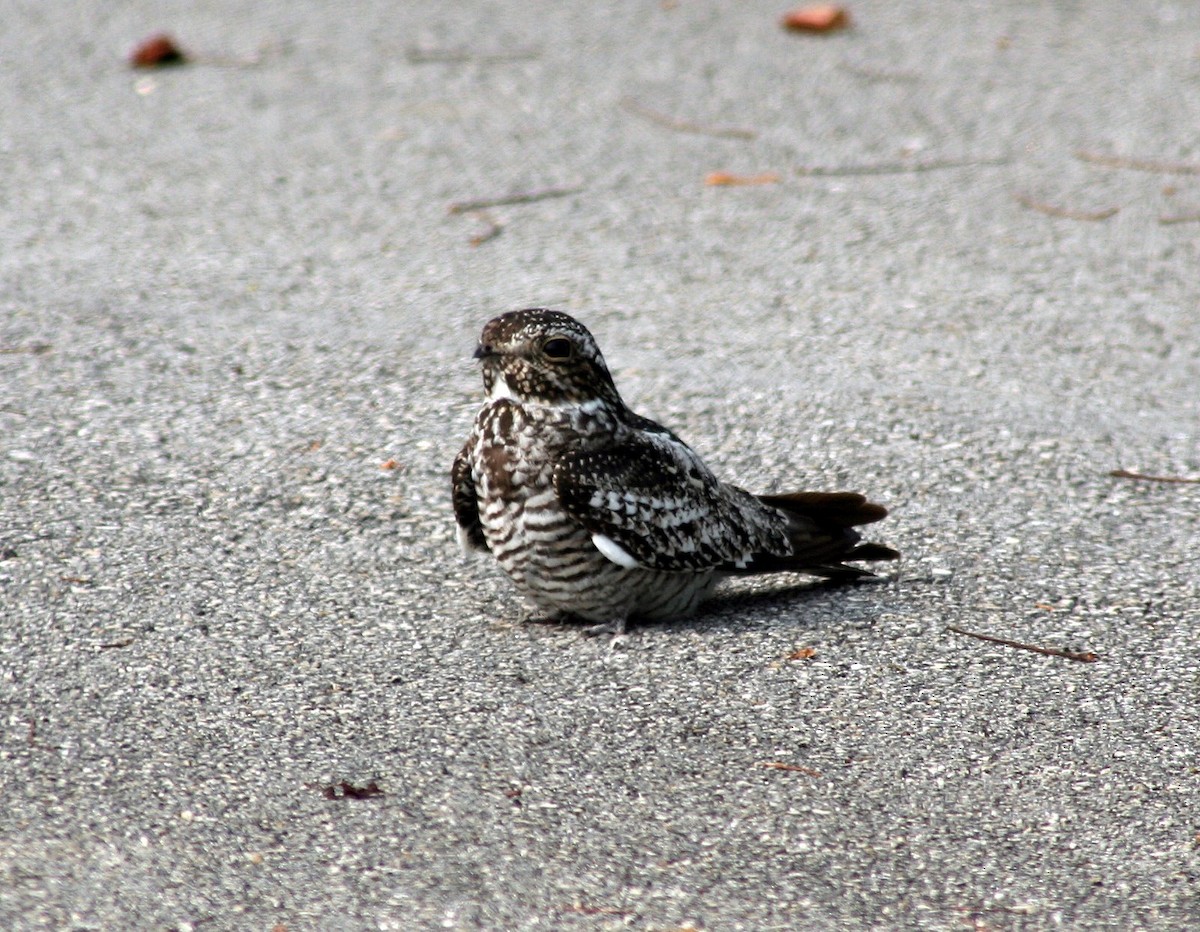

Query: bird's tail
[733,491,899,579]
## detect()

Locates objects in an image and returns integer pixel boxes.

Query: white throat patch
[487,372,519,403]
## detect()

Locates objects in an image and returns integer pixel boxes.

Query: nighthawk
[452,308,898,634]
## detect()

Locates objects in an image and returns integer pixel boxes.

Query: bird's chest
[470,400,609,543]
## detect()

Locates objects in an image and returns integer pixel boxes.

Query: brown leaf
[788,647,818,660]
[130,33,188,68]
[705,171,780,186]
[781,5,851,33]
[380,459,401,470]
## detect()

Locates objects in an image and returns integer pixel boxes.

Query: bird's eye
[542,337,573,360]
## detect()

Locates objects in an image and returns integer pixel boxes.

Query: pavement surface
[3,1,1199,929]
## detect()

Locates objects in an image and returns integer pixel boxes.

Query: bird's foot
[515,608,568,626]
[582,617,628,649]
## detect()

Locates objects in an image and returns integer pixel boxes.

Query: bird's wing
[451,440,488,553]
[554,429,789,571]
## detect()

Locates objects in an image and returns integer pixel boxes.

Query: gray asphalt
[3,1,1199,929]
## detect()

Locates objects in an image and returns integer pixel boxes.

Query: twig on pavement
[407,46,541,64]
[1013,192,1119,221]
[1158,212,1200,226]
[946,625,1099,663]
[448,185,582,214]
[1075,150,1200,175]
[797,156,1009,177]
[620,96,758,140]
[760,761,823,777]
[1110,468,1200,485]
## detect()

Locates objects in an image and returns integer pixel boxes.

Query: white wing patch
[592,532,640,568]
[457,522,486,554]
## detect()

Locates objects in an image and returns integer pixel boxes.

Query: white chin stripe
[592,533,639,568]
[487,374,519,403]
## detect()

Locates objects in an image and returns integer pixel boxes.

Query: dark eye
[542,337,573,360]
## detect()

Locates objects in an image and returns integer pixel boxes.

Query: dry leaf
[788,647,818,660]
[130,33,188,68]
[380,459,401,470]
[781,5,851,33]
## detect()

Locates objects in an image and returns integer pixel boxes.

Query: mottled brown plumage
[452,309,898,632]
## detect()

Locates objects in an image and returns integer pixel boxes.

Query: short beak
[473,343,495,360]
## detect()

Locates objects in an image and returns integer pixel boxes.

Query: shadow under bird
[452,309,898,635]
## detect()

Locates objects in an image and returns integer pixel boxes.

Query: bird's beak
[474,343,496,360]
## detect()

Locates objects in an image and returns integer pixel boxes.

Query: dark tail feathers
[737,491,899,579]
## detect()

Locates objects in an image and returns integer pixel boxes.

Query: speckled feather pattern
[452,309,897,625]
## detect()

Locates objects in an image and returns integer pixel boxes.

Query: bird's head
[474,309,623,407]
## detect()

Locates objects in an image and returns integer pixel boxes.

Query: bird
[452,308,898,635]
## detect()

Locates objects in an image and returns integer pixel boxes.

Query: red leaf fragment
[781,5,851,33]
[130,33,189,69]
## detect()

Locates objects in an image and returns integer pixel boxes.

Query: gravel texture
[2,2,1198,929]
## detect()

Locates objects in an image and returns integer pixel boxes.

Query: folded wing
[556,431,899,577]
[554,431,791,572]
